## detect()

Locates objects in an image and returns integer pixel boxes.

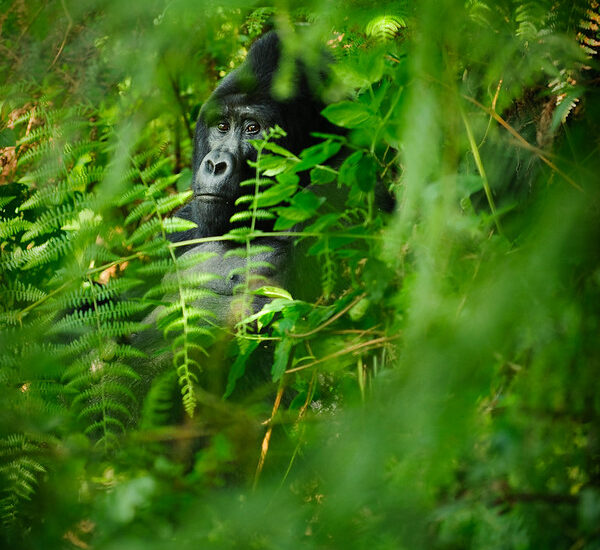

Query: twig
[460,106,504,238]
[478,78,503,148]
[168,72,194,141]
[285,336,397,374]
[462,93,583,192]
[290,292,367,339]
[49,0,72,69]
[253,381,285,490]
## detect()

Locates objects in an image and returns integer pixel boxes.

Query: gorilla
[132,32,335,403]
[163,32,335,322]
[172,31,334,244]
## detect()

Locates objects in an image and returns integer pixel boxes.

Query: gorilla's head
[190,32,333,235]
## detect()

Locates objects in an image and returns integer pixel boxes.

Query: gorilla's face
[184,32,333,238]
[192,99,278,205]
[189,93,284,236]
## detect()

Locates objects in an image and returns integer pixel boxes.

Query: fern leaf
[162,216,198,234]
[77,400,131,422]
[124,200,154,226]
[117,184,146,206]
[143,272,220,298]
[0,196,16,208]
[140,370,178,429]
[0,218,32,239]
[22,200,87,240]
[223,245,274,258]
[145,173,181,198]
[154,191,193,215]
[229,210,276,223]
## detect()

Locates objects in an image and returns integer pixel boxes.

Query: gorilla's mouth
[195,193,231,205]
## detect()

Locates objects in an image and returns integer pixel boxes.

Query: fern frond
[21,199,87,240]
[223,245,274,258]
[162,315,215,337]
[16,141,60,166]
[140,157,172,181]
[143,272,220,299]
[154,291,216,319]
[0,311,20,326]
[112,344,148,360]
[84,417,126,437]
[515,1,551,39]
[135,251,216,276]
[234,194,256,205]
[117,184,146,207]
[144,174,181,198]
[137,239,171,257]
[50,301,150,334]
[0,218,32,239]
[63,140,97,163]
[77,400,131,422]
[228,261,274,277]
[19,181,70,210]
[0,233,74,271]
[126,219,161,244]
[22,233,74,270]
[239,177,275,187]
[78,243,120,265]
[162,217,198,234]
[0,434,49,530]
[72,381,137,409]
[58,277,143,310]
[0,196,16,209]
[0,280,46,303]
[140,370,178,429]
[56,321,150,358]
[154,191,193,215]
[232,277,268,295]
[230,210,276,223]
[124,201,154,226]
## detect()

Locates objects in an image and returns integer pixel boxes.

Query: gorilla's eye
[246,122,260,134]
[217,122,230,132]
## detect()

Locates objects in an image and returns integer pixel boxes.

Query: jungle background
[1,0,600,548]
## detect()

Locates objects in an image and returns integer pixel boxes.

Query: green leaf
[322,101,372,129]
[272,338,293,382]
[253,286,293,300]
[273,191,325,230]
[261,141,297,158]
[254,154,291,176]
[293,140,342,172]
[339,150,379,191]
[349,297,370,321]
[224,339,260,398]
[255,178,298,207]
[310,166,336,185]
[236,298,298,327]
[163,216,198,233]
[356,153,378,192]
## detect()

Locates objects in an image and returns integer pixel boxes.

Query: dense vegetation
[1,0,599,548]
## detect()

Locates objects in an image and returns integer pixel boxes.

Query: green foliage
[1,0,599,548]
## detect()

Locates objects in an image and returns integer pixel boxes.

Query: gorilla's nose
[202,151,234,179]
